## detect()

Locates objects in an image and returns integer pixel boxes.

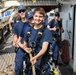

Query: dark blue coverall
[24,27,54,75]
[12,21,30,75]
[49,19,62,65]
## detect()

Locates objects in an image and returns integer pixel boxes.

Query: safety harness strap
[26,25,46,45]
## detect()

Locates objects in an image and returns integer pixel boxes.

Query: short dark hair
[33,7,45,17]
[55,12,60,17]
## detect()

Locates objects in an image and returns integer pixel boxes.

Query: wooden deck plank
[0,35,15,75]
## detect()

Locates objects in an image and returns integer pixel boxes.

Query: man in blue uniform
[43,14,49,26]
[47,12,64,66]
[13,5,27,47]
[18,10,34,74]
[12,5,28,75]
[19,10,34,43]
[19,7,53,75]
[25,10,34,26]
[13,10,34,75]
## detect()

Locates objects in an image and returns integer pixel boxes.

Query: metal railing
[20,0,57,6]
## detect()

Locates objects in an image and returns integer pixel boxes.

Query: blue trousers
[27,56,54,75]
[15,48,26,75]
[27,64,54,75]
[52,41,59,61]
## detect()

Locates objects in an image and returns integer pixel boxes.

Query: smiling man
[12,5,28,75]
[19,7,53,75]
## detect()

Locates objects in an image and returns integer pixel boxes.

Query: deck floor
[0,35,15,75]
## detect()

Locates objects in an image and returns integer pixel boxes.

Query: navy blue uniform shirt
[43,19,49,26]
[20,22,31,38]
[12,21,29,37]
[12,21,24,36]
[20,22,31,43]
[49,19,62,35]
[24,27,53,53]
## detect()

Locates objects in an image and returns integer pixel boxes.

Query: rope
[29,53,36,75]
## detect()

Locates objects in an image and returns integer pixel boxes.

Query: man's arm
[13,34,18,47]
[35,42,49,58]
[47,25,57,31]
[18,36,22,43]
[30,42,49,64]
[18,41,32,53]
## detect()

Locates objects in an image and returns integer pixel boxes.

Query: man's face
[18,10,26,18]
[30,18,34,24]
[28,18,34,25]
[55,16,59,20]
[33,11,44,25]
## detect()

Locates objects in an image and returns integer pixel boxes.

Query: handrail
[0,6,12,14]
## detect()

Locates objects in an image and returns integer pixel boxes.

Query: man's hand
[25,48,32,53]
[30,56,37,64]
[18,42,32,53]
[13,42,19,48]
[53,26,57,31]
[18,42,23,48]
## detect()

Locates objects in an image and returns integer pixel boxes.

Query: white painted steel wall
[60,4,74,68]
[73,6,76,73]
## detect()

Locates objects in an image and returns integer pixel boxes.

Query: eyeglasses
[18,10,25,13]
